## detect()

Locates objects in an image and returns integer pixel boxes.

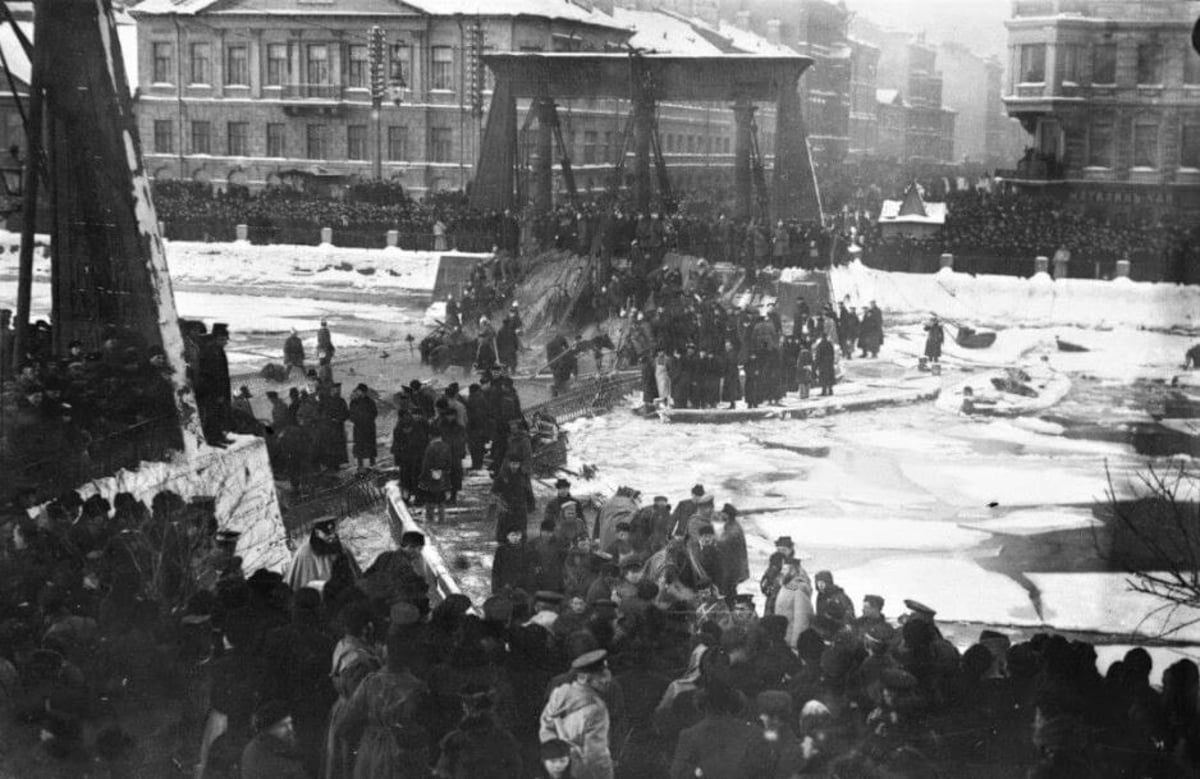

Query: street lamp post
[369,25,386,181]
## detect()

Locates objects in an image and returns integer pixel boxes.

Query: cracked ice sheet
[1027,572,1200,643]
[833,556,1043,626]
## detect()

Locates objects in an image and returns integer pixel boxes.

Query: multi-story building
[129,0,787,202]
[130,0,635,196]
[904,36,955,162]
[1001,0,1200,217]
[849,38,881,159]
[851,17,957,164]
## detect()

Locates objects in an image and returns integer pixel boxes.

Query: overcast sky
[847,0,1012,60]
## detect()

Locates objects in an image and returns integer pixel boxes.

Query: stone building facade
[1001,0,1200,217]
[130,0,633,196]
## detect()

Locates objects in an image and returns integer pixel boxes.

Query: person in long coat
[284,329,306,377]
[419,428,453,524]
[716,505,749,602]
[391,410,429,501]
[496,316,521,373]
[669,684,771,779]
[654,350,672,407]
[324,603,382,779]
[924,315,945,363]
[491,456,535,543]
[719,341,741,410]
[858,302,884,358]
[196,323,232,443]
[336,634,430,779]
[775,558,814,648]
[814,334,836,397]
[318,383,351,469]
[437,409,468,502]
[348,384,378,469]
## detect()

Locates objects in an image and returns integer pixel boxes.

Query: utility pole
[369,25,386,180]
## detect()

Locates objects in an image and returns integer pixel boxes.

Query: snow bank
[817,260,1200,331]
[0,229,489,295]
[74,435,289,574]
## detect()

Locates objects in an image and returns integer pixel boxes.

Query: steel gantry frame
[470,51,821,222]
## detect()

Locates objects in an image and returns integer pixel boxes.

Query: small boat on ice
[937,366,1072,417]
[1055,337,1089,353]
[955,326,997,349]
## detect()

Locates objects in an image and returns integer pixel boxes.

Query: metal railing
[524,371,642,426]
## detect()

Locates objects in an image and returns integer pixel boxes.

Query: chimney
[735,10,750,30]
[766,19,781,45]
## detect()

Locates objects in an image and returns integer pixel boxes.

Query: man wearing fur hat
[286,518,360,590]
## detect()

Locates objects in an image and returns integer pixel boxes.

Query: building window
[1185,52,1200,86]
[191,120,211,154]
[389,42,409,86]
[1132,122,1158,168]
[153,120,173,154]
[1137,43,1161,85]
[347,125,368,160]
[1019,44,1045,83]
[189,42,211,85]
[152,43,174,84]
[307,44,330,86]
[482,46,495,91]
[306,124,327,159]
[602,131,612,163]
[583,130,597,164]
[1092,42,1117,84]
[1181,123,1200,168]
[227,121,248,156]
[225,45,249,86]
[266,43,288,87]
[431,46,453,91]
[387,126,408,161]
[266,123,286,157]
[429,126,452,162]
[1087,122,1113,167]
[348,45,368,89]
[1057,44,1081,84]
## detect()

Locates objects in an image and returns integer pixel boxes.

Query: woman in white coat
[774,557,814,648]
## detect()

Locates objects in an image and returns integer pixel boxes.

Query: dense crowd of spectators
[0,316,183,495]
[6,471,1199,778]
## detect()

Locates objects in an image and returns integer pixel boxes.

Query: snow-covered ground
[4,234,1200,659]
[564,320,1200,646]
[0,229,484,295]
[816,260,1200,331]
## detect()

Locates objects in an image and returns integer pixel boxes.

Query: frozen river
[565,324,1200,658]
[8,268,1200,672]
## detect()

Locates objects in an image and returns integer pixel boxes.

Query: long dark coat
[349,395,378,461]
[924,321,945,360]
[391,416,429,495]
[318,393,350,467]
[815,338,837,388]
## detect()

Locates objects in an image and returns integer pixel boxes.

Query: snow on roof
[402,0,629,28]
[611,6,725,56]
[711,19,795,57]
[133,0,630,29]
[876,88,904,105]
[878,198,946,225]
[0,10,138,96]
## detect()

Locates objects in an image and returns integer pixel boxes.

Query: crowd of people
[7,463,1199,779]
[0,313,184,494]
[612,263,884,409]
